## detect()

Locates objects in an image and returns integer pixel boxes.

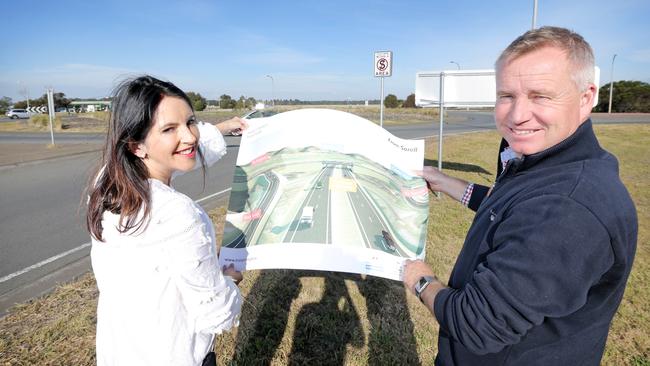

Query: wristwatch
[414,276,436,303]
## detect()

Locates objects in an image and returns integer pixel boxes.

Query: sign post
[46,88,55,145]
[374,51,392,128]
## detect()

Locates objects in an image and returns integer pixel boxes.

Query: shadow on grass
[231,270,420,365]
[424,158,492,175]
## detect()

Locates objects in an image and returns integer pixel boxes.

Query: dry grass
[0,106,448,134]
[0,113,109,133]
[268,105,444,125]
[0,124,648,365]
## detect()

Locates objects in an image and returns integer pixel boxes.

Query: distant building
[69,100,111,112]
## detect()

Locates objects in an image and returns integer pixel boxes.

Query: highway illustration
[223,147,428,259]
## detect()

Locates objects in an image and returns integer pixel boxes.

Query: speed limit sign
[374,51,392,77]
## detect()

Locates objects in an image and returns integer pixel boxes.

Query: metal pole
[437,72,444,173]
[532,0,538,30]
[449,61,460,70]
[266,75,274,107]
[380,76,385,127]
[46,88,55,145]
[18,81,30,111]
[608,54,617,114]
[436,72,445,198]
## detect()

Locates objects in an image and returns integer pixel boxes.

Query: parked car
[242,109,278,120]
[227,109,278,136]
[6,108,30,119]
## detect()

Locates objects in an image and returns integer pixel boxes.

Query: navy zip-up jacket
[434,120,637,365]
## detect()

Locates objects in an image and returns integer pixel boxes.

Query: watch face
[416,276,434,295]
[417,277,428,291]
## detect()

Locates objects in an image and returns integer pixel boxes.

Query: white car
[228,109,278,136]
[6,108,30,119]
[299,206,314,227]
[242,109,278,120]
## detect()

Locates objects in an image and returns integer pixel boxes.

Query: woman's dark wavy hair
[86,75,206,241]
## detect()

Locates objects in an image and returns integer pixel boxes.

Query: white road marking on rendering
[1,188,233,285]
[326,189,331,244]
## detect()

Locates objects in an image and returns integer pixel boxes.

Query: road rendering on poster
[219,109,429,281]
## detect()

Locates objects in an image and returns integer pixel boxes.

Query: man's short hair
[495,26,595,91]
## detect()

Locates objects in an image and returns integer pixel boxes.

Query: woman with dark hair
[86,75,246,365]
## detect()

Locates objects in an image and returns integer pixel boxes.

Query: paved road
[0,135,242,315]
[0,111,647,315]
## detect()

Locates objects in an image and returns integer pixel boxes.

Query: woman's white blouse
[91,122,241,365]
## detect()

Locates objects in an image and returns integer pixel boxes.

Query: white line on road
[195,188,232,204]
[0,188,233,285]
[0,242,92,284]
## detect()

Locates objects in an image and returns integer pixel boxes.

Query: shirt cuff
[460,183,474,207]
[468,184,490,212]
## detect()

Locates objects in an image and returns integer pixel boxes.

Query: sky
[1,0,649,102]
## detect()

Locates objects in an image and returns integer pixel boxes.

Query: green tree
[52,93,70,108]
[384,94,400,108]
[236,95,246,110]
[403,93,416,108]
[13,99,32,109]
[246,97,257,108]
[219,94,236,109]
[186,92,207,111]
[13,93,69,110]
[0,96,12,114]
[594,80,650,113]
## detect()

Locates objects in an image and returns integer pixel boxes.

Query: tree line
[594,80,650,113]
[3,81,650,115]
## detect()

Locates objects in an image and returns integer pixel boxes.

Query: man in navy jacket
[403,26,637,365]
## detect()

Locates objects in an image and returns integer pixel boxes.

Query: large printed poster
[218,109,428,280]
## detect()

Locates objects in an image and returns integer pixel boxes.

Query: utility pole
[608,54,617,114]
[18,81,30,110]
[265,75,275,107]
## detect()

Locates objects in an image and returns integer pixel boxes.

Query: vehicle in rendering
[299,206,314,227]
[381,230,397,252]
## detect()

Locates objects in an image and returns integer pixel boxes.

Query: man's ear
[128,141,147,159]
[579,83,597,121]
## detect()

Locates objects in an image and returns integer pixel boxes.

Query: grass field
[0,105,443,134]
[0,124,648,365]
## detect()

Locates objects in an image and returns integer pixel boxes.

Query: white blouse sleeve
[197,121,227,167]
[162,198,242,335]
